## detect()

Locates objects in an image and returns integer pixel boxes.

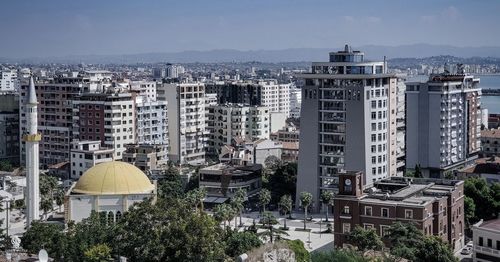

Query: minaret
[24,76,41,227]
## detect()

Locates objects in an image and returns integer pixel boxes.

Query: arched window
[107,211,114,225]
[116,211,122,222]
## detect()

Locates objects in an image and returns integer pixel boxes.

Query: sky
[1,0,499,58]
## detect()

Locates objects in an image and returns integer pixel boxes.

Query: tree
[299,191,312,230]
[158,164,185,200]
[346,226,383,251]
[40,197,53,219]
[264,155,282,171]
[279,194,293,229]
[21,222,67,260]
[186,188,206,212]
[214,203,233,228]
[266,162,297,204]
[284,240,310,262]
[414,164,422,178]
[464,177,497,223]
[232,188,247,226]
[223,230,262,258]
[464,196,476,228]
[311,249,368,262]
[413,236,458,262]
[385,222,424,261]
[83,244,113,262]
[320,191,334,222]
[0,160,13,172]
[259,189,271,213]
[258,212,288,243]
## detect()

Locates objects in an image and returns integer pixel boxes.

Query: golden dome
[73,161,155,195]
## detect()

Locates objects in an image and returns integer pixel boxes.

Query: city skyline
[1,0,500,58]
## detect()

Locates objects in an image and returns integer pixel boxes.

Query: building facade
[123,144,169,172]
[333,172,465,252]
[0,92,19,164]
[0,69,18,92]
[296,46,404,210]
[70,140,114,180]
[472,218,500,262]
[480,129,500,157]
[135,95,168,146]
[160,83,206,165]
[406,74,482,178]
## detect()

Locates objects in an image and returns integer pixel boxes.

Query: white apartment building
[206,104,270,155]
[406,74,481,177]
[472,218,500,262]
[289,86,302,118]
[166,65,185,79]
[130,81,157,101]
[0,69,18,92]
[258,80,291,117]
[70,140,114,179]
[135,95,168,146]
[296,45,404,210]
[160,83,206,165]
[72,92,135,160]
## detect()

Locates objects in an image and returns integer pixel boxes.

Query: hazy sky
[1,0,499,58]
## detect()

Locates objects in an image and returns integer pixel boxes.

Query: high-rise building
[20,77,90,166]
[130,81,157,101]
[0,92,20,164]
[0,68,18,92]
[406,74,481,177]
[289,86,302,118]
[206,104,270,155]
[295,45,404,210]
[72,92,135,160]
[23,77,41,227]
[123,144,169,172]
[159,83,206,165]
[135,95,168,146]
[70,140,114,179]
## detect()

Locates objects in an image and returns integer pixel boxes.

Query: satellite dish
[38,249,48,262]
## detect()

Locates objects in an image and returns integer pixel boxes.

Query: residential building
[457,156,500,184]
[0,69,18,92]
[166,64,185,79]
[72,92,135,160]
[20,76,91,166]
[281,142,299,162]
[481,129,500,157]
[199,163,262,203]
[0,92,19,164]
[130,81,157,101]
[253,139,283,167]
[123,144,169,172]
[333,172,465,252]
[206,104,270,156]
[472,218,500,262]
[160,83,206,165]
[296,46,404,210]
[289,86,302,118]
[270,124,300,143]
[135,95,168,146]
[70,140,114,179]
[406,74,482,178]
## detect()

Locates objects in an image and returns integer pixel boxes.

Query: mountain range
[2,44,500,64]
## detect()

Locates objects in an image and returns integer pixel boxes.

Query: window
[343,223,351,233]
[364,224,374,230]
[405,210,413,219]
[343,206,350,215]
[380,225,389,236]
[365,206,372,216]
[382,208,389,217]
[479,237,483,246]
[488,238,492,248]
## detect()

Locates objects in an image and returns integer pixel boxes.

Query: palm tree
[259,189,271,213]
[258,212,289,243]
[213,204,227,228]
[320,191,334,222]
[232,188,247,227]
[299,191,313,230]
[279,195,292,230]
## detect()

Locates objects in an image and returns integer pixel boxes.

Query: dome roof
[73,161,154,195]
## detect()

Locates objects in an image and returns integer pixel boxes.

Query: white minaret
[24,76,40,227]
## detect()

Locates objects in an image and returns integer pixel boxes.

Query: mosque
[64,161,157,223]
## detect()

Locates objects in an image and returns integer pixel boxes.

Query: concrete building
[289,86,302,118]
[206,104,270,156]
[72,92,135,160]
[123,144,168,172]
[23,77,41,227]
[130,81,157,101]
[457,156,500,184]
[20,76,90,166]
[480,129,500,157]
[406,74,482,178]
[333,172,465,252]
[65,161,156,223]
[253,139,283,167]
[270,124,300,143]
[199,163,262,202]
[166,64,185,79]
[296,46,404,210]
[135,95,168,146]
[160,83,206,165]
[472,218,500,262]
[0,69,18,92]
[70,140,114,180]
[0,93,19,164]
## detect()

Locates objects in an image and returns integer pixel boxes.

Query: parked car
[461,247,472,255]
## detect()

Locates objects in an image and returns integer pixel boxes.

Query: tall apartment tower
[160,83,206,165]
[406,74,481,177]
[296,46,404,210]
[24,77,40,227]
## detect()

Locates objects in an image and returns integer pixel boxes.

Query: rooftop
[481,128,500,138]
[477,218,500,232]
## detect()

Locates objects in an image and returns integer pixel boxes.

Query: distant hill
[2,44,500,64]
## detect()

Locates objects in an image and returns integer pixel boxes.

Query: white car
[461,247,472,255]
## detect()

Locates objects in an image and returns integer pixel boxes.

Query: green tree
[299,191,312,230]
[311,249,368,262]
[213,203,234,228]
[223,230,262,258]
[285,240,310,262]
[83,244,113,262]
[414,236,458,262]
[464,196,476,228]
[385,222,424,261]
[158,164,185,200]
[346,226,383,251]
[40,197,53,219]
[21,222,67,260]
[232,188,246,226]
[0,160,13,172]
[279,194,293,229]
[266,162,297,204]
[464,177,496,223]
[259,188,271,213]
[258,212,288,243]
[320,191,334,222]
[414,164,422,178]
